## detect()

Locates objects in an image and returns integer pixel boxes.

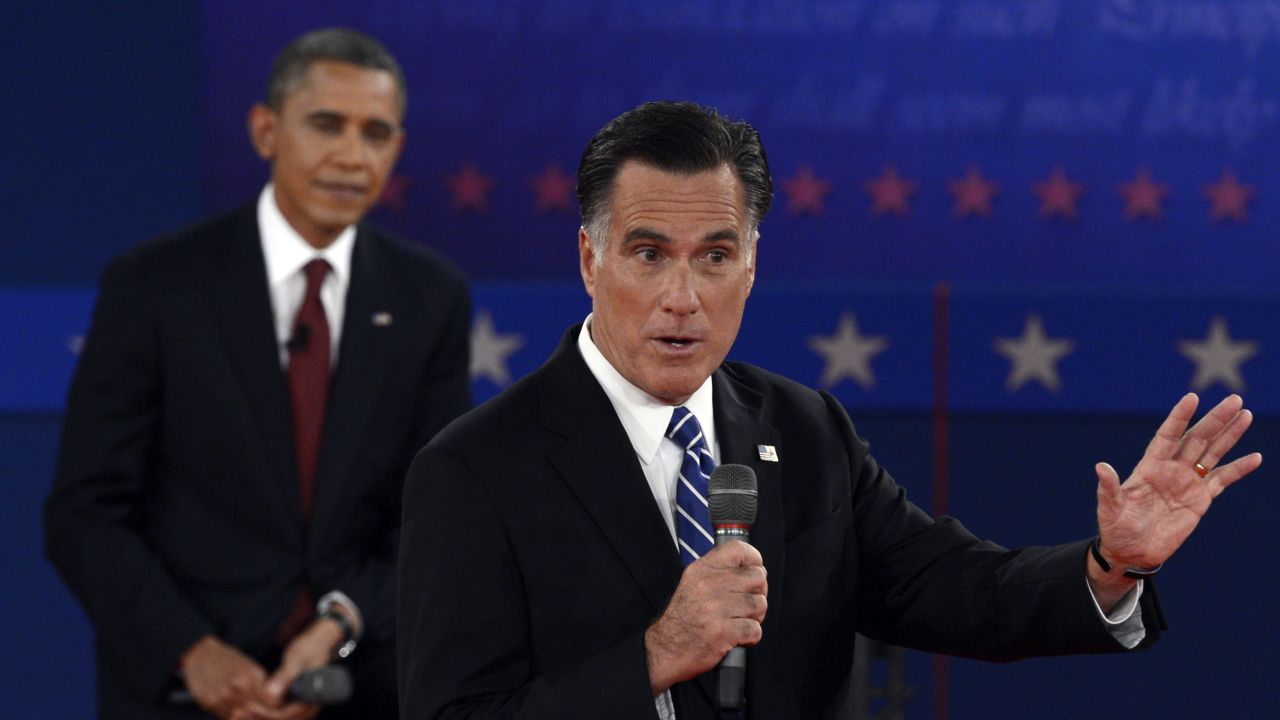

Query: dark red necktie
[287,258,331,520]
[277,258,330,644]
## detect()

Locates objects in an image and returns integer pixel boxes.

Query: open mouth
[314,180,367,197]
[658,336,698,348]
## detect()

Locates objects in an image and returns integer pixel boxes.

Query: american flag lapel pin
[757,444,779,462]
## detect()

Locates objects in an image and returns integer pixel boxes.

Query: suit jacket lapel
[207,206,303,536]
[712,368,785,719]
[311,227,392,534]
[538,327,684,613]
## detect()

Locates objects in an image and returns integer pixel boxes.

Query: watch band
[316,593,360,659]
[317,606,357,658]
[1090,536,1162,580]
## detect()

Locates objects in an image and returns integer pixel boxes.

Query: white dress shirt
[575,314,1143,719]
[257,184,355,368]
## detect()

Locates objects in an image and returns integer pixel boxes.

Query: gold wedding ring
[1194,462,1209,478]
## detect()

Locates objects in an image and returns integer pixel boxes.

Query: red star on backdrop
[1116,168,1170,221]
[444,163,496,213]
[528,162,576,214]
[947,166,1000,218]
[375,174,411,213]
[780,164,834,216]
[1032,167,1086,221]
[1202,169,1255,223]
[862,166,917,217]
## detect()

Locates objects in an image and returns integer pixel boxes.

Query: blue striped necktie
[667,406,716,566]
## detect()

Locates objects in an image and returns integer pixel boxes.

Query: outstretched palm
[1095,393,1261,570]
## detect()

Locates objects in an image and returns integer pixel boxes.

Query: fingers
[1174,394,1245,465]
[704,541,764,570]
[1094,462,1120,497]
[263,661,298,706]
[644,543,770,688]
[1205,452,1263,498]
[1145,393,1199,460]
[1190,407,1253,471]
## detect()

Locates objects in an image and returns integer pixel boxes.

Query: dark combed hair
[576,101,774,232]
[266,27,407,117]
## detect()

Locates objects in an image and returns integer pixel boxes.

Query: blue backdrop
[6,1,1278,717]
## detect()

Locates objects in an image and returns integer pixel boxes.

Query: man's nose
[660,264,700,315]
[332,128,365,167]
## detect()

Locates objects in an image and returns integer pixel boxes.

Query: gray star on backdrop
[1178,316,1258,391]
[808,312,889,390]
[470,310,524,386]
[994,314,1075,393]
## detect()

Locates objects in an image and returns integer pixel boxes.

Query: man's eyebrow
[304,110,345,123]
[622,227,741,244]
[361,118,397,134]
[623,227,671,244]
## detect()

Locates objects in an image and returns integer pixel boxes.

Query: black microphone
[286,323,311,353]
[286,664,353,705]
[707,463,759,711]
[167,664,353,706]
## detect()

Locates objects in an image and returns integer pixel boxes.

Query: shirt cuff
[1086,577,1146,649]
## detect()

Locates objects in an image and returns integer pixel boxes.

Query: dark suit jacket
[398,325,1164,719]
[45,203,471,719]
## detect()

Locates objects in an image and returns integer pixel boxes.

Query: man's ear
[578,227,597,299]
[247,103,278,161]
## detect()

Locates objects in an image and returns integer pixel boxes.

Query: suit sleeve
[398,447,660,720]
[821,392,1164,660]
[43,254,214,700]
[326,270,473,646]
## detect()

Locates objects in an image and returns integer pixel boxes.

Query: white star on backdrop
[808,312,889,390]
[470,310,524,386]
[994,314,1075,392]
[1178,316,1258,391]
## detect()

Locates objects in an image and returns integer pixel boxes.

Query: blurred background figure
[41,26,470,720]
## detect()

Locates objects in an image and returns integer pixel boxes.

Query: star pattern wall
[402,162,1259,225]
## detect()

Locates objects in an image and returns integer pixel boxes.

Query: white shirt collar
[577,314,716,466]
[257,183,356,287]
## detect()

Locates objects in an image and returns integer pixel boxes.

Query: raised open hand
[1095,393,1261,572]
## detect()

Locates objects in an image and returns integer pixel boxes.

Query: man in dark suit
[45,29,470,720]
[398,101,1260,718]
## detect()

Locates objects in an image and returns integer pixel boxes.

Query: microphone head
[708,464,758,528]
[289,665,353,705]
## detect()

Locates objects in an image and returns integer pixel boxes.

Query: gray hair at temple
[266,27,407,118]
[576,101,774,265]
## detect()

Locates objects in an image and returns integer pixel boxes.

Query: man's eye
[637,248,660,262]
[706,249,728,263]
[364,126,393,144]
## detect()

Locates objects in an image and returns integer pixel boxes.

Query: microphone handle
[713,527,750,709]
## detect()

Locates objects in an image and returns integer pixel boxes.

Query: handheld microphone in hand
[287,664,353,705]
[707,463,759,711]
[166,664,353,706]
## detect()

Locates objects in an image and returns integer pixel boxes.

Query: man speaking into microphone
[398,101,1261,718]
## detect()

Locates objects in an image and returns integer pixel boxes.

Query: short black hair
[266,27,406,118]
[577,101,773,234]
